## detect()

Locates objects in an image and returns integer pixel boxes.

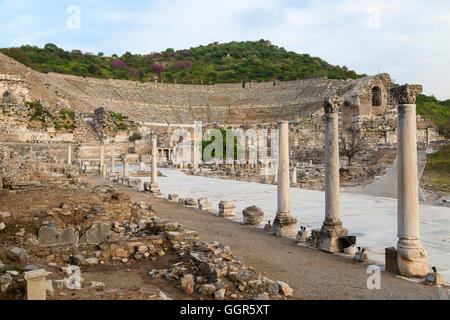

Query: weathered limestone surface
[80,222,110,244]
[24,269,46,300]
[218,201,236,217]
[242,206,264,226]
[38,226,79,246]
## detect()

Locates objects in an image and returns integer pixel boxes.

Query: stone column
[24,269,46,300]
[67,144,72,165]
[391,84,428,277]
[272,121,297,237]
[123,160,128,178]
[110,144,115,174]
[99,143,105,176]
[139,162,146,172]
[291,165,297,186]
[150,136,160,194]
[318,96,348,252]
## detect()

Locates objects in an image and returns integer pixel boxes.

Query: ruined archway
[371,86,382,106]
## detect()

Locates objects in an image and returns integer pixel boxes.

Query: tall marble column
[391,84,428,277]
[318,96,348,252]
[99,144,105,176]
[110,144,115,174]
[150,136,160,194]
[272,121,297,237]
[67,144,72,165]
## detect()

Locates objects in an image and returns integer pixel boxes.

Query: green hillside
[416,94,450,138]
[0,40,364,84]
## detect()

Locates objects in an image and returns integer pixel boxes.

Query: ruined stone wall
[0,74,29,105]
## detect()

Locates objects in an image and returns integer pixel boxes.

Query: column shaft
[390,84,428,277]
[111,144,115,173]
[277,121,290,214]
[317,96,347,253]
[324,112,340,223]
[67,144,72,165]
[152,137,158,183]
[272,121,297,237]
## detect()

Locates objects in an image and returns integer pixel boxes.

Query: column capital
[390,84,422,104]
[324,95,343,114]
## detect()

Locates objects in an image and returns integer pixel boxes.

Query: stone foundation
[317,221,348,253]
[272,213,297,237]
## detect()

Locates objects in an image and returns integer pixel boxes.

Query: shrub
[129,132,143,142]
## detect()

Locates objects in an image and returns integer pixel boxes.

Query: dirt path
[87,177,442,300]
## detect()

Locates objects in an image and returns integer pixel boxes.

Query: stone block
[385,247,400,274]
[242,206,264,225]
[184,198,197,206]
[5,247,28,263]
[199,202,212,211]
[24,269,46,300]
[296,230,308,243]
[80,222,110,244]
[38,226,79,246]
[425,273,444,286]
[218,201,236,217]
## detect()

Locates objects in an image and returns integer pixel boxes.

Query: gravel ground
[88,177,444,300]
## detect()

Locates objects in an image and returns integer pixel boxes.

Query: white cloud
[1,0,449,99]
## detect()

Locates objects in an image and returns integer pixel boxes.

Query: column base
[396,241,429,277]
[317,220,348,253]
[272,212,297,237]
[149,183,160,195]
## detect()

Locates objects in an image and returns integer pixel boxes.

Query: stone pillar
[318,96,348,252]
[291,166,297,185]
[272,121,297,237]
[150,136,160,194]
[67,144,72,165]
[99,144,105,176]
[391,84,428,277]
[24,269,46,300]
[111,144,115,173]
[139,162,146,172]
[123,161,128,178]
[101,164,107,177]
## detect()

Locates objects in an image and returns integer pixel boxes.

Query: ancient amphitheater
[0,52,391,125]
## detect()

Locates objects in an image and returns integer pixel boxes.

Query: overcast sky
[1,0,449,99]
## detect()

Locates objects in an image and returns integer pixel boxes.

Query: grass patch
[423,145,450,193]
[0,266,25,274]
[26,101,53,123]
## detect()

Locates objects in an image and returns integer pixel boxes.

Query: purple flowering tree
[112,59,127,70]
[149,63,166,81]
[172,61,192,70]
